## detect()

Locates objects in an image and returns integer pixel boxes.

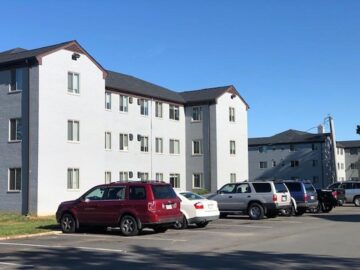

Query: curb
[0,231,62,241]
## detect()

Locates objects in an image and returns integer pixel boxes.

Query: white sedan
[174,191,220,229]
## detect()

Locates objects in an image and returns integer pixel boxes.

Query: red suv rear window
[151,185,177,199]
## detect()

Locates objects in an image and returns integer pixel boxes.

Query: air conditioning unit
[137,99,141,105]
[137,172,141,179]
[129,134,133,141]
[129,97,133,104]
[129,171,133,178]
[137,134,142,141]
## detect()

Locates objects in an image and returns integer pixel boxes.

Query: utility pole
[329,116,338,183]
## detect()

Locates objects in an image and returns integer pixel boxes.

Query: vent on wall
[129,171,133,178]
[129,97,133,104]
[72,53,80,61]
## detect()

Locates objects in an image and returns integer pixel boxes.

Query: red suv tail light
[304,194,308,202]
[194,202,204,209]
[272,194,278,202]
[148,201,156,212]
[332,191,338,199]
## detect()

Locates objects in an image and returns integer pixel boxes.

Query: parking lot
[0,206,359,269]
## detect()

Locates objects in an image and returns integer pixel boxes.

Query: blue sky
[1,0,359,140]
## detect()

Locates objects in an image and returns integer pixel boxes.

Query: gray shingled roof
[0,41,74,66]
[337,140,360,148]
[105,70,185,104]
[249,129,330,146]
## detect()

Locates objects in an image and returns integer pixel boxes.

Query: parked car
[56,181,182,236]
[207,181,292,220]
[174,191,219,229]
[326,182,346,206]
[327,181,360,206]
[316,189,338,213]
[281,180,318,216]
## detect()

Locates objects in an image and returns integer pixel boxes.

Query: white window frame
[230,140,236,155]
[8,168,21,192]
[155,102,163,118]
[139,172,149,180]
[155,137,163,154]
[141,136,149,152]
[170,139,180,155]
[156,173,164,181]
[230,173,236,183]
[192,139,203,155]
[229,107,235,122]
[119,133,129,151]
[105,171,112,184]
[169,105,180,121]
[191,106,202,122]
[67,72,80,94]
[105,132,112,150]
[67,120,80,142]
[105,92,112,110]
[10,69,24,92]
[192,173,204,189]
[67,168,80,190]
[119,171,129,182]
[9,118,22,142]
[170,173,180,188]
[140,99,149,116]
[120,95,129,112]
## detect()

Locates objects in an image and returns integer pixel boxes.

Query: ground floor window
[67,168,79,189]
[156,173,163,181]
[8,168,21,191]
[192,173,203,189]
[170,173,180,188]
[119,171,129,182]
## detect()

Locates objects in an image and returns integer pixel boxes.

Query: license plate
[165,204,172,210]
[282,195,287,202]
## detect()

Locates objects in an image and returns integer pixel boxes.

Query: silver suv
[207,181,292,219]
[328,181,360,206]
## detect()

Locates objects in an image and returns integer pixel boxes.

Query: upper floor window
[155,102,163,118]
[8,168,21,192]
[105,132,111,150]
[10,69,24,92]
[156,173,163,181]
[155,137,163,153]
[170,173,180,188]
[260,161,268,169]
[290,160,299,167]
[350,148,358,155]
[67,120,80,142]
[192,140,203,155]
[67,168,80,190]
[105,92,111,110]
[259,146,267,153]
[312,144,317,151]
[9,118,22,141]
[230,173,236,183]
[67,72,80,94]
[193,173,204,189]
[105,171,111,184]
[272,160,276,167]
[140,136,149,152]
[119,171,129,182]
[230,140,236,155]
[170,139,180,154]
[229,107,235,122]
[138,172,149,181]
[312,160,318,167]
[120,95,129,112]
[192,107,202,122]
[140,99,149,116]
[290,144,296,152]
[119,133,129,151]
[169,105,179,120]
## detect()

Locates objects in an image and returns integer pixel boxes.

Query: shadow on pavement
[1,245,359,270]
[310,214,360,222]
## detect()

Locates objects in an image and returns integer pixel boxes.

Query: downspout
[25,60,30,216]
[150,98,153,179]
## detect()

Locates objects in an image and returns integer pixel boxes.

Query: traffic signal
[357,125,360,135]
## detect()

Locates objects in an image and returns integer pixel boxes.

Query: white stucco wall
[336,147,346,181]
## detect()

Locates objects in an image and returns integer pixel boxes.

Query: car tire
[219,213,228,218]
[154,227,168,233]
[354,196,360,207]
[266,211,278,218]
[120,215,139,236]
[294,209,305,216]
[196,221,209,228]
[248,203,264,220]
[174,215,188,230]
[60,213,77,233]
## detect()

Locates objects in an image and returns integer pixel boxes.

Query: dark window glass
[129,186,147,200]
[219,184,236,194]
[275,183,288,193]
[180,192,204,200]
[284,182,302,192]
[252,183,271,193]
[304,183,315,193]
[328,183,340,189]
[151,185,176,199]
[106,187,125,200]
[353,183,360,189]
[344,183,354,189]
[85,188,106,201]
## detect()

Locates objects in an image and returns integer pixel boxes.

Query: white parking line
[0,261,34,267]
[213,224,273,229]
[57,233,187,242]
[0,242,126,253]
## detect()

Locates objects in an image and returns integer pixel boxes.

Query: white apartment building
[0,41,249,215]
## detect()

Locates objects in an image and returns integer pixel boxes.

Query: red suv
[56,181,182,236]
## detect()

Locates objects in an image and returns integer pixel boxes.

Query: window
[140,99,149,116]
[105,92,111,110]
[84,187,106,201]
[141,136,149,152]
[8,168,21,191]
[10,69,24,92]
[138,172,149,180]
[155,102,163,118]
[340,148,344,155]
[350,148,358,155]
[236,183,251,193]
[129,186,146,200]
[155,137,163,153]
[341,163,344,170]
[260,161,268,169]
[170,173,180,188]
[105,171,111,184]
[156,173,163,181]
[105,132,111,150]
[350,163,357,170]
[192,106,202,122]
[67,120,80,142]
[312,144,317,151]
[170,139,180,154]
[67,72,79,94]
[230,140,236,155]
[106,187,125,200]
[67,168,79,189]
[229,107,235,122]
[259,146,267,153]
[119,133,129,151]
[290,160,299,167]
[169,105,179,120]
[119,171,129,182]
[337,163,340,170]
[272,160,276,167]
[252,183,272,193]
[219,184,236,193]
[193,173,203,189]
[230,173,236,183]
[9,118,22,141]
[312,160,318,167]
[192,140,203,155]
[284,182,301,192]
[119,95,129,112]
[290,144,296,152]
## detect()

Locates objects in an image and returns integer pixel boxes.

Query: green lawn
[0,212,59,237]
